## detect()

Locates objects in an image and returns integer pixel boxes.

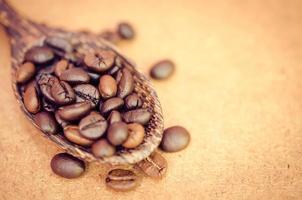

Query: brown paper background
[0,0,302,199]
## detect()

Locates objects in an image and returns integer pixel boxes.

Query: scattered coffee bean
[107,110,122,124]
[122,123,145,148]
[54,59,73,77]
[16,62,35,83]
[125,93,142,110]
[34,112,58,134]
[64,125,94,146]
[106,169,138,191]
[107,122,128,146]
[73,84,100,107]
[117,68,134,98]
[79,112,107,139]
[59,68,90,84]
[51,153,85,179]
[136,152,167,179]
[92,139,116,157]
[84,50,115,72]
[25,46,54,64]
[122,109,151,125]
[160,126,190,152]
[150,60,175,80]
[45,36,73,53]
[23,82,40,114]
[117,22,135,40]
[51,81,75,105]
[37,74,59,102]
[100,97,124,115]
[57,101,91,121]
[98,75,117,99]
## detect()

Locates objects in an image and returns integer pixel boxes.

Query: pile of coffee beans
[17,35,152,159]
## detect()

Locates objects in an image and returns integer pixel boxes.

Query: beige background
[0,0,302,199]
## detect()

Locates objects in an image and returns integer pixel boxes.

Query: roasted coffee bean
[55,111,69,127]
[92,139,116,157]
[45,36,73,53]
[100,97,124,115]
[37,74,59,102]
[107,122,128,146]
[23,82,40,114]
[59,68,90,84]
[98,75,117,99]
[150,60,175,80]
[25,46,54,64]
[51,153,85,179]
[125,93,142,110]
[106,169,138,191]
[16,62,35,83]
[117,22,135,40]
[117,68,134,98]
[54,60,74,77]
[42,97,56,112]
[57,101,91,121]
[34,112,58,134]
[107,110,122,124]
[136,152,167,179]
[51,81,75,105]
[122,123,145,148]
[160,126,190,152]
[73,84,100,107]
[64,125,94,146]
[79,112,107,139]
[84,50,115,72]
[122,109,151,125]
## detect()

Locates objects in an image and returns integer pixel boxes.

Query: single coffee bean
[55,111,69,127]
[122,109,151,125]
[64,125,94,146]
[37,74,59,102]
[57,101,91,121]
[79,112,107,139]
[16,62,36,83]
[45,36,73,53]
[51,81,75,105]
[25,46,54,64]
[122,123,145,148]
[51,153,85,179]
[98,75,117,99]
[92,139,116,157]
[117,22,135,40]
[84,50,115,72]
[23,82,40,114]
[107,122,128,146]
[59,68,90,84]
[107,110,122,124]
[54,59,74,77]
[117,68,134,98]
[100,97,124,115]
[150,60,175,80]
[73,84,100,107]
[105,169,138,191]
[125,93,142,110]
[34,112,58,134]
[136,152,167,179]
[160,126,190,152]
[42,97,56,112]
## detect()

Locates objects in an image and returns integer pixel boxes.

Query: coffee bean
[73,84,100,107]
[98,75,117,99]
[51,153,85,179]
[117,22,135,40]
[42,97,56,112]
[16,62,36,83]
[107,110,122,125]
[45,36,73,53]
[34,112,58,134]
[23,82,40,114]
[55,111,69,127]
[51,81,75,105]
[59,68,90,84]
[136,152,167,179]
[54,60,74,77]
[117,68,134,98]
[64,125,94,146]
[37,74,59,102]
[84,50,115,72]
[125,93,142,110]
[107,122,128,146]
[100,97,124,115]
[160,126,190,152]
[106,169,138,191]
[150,60,175,80]
[122,123,145,148]
[25,46,54,64]
[57,101,91,121]
[122,109,151,125]
[92,139,116,157]
[79,112,107,139]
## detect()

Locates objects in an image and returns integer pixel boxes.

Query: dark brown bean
[51,81,75,105]
[136,152,167,179]
[25,46,54,64]
[45,36,73,53]
[59,68,90,84]
[37,74,59,102]
[122,123,145,148]
[150,60,175,80]
[117,22,135,40]
[117,68,134,98]
[23,82,40,114]
[105,169,139,191]
[64,125,94,146]
[51,153,85,179]
[122,109,151,125]
[107,122,128,146]
[16,62,36,83]
[100,97,124,115]
[79,112,107,139]
[160,126,190,152]
[57,101,91,121]
[54,59,74,77]
[107,111,122,125]
[55,111,69,127]
[34,112,58,134]
[73,84,100,107]
[125,93,142,110]
[92,139,116,157]
[98,75,117,99]
[84,50,115,72]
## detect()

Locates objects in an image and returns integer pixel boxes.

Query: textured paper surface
[0,0,302,199]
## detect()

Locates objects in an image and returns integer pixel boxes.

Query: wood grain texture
[0,0,302,199]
